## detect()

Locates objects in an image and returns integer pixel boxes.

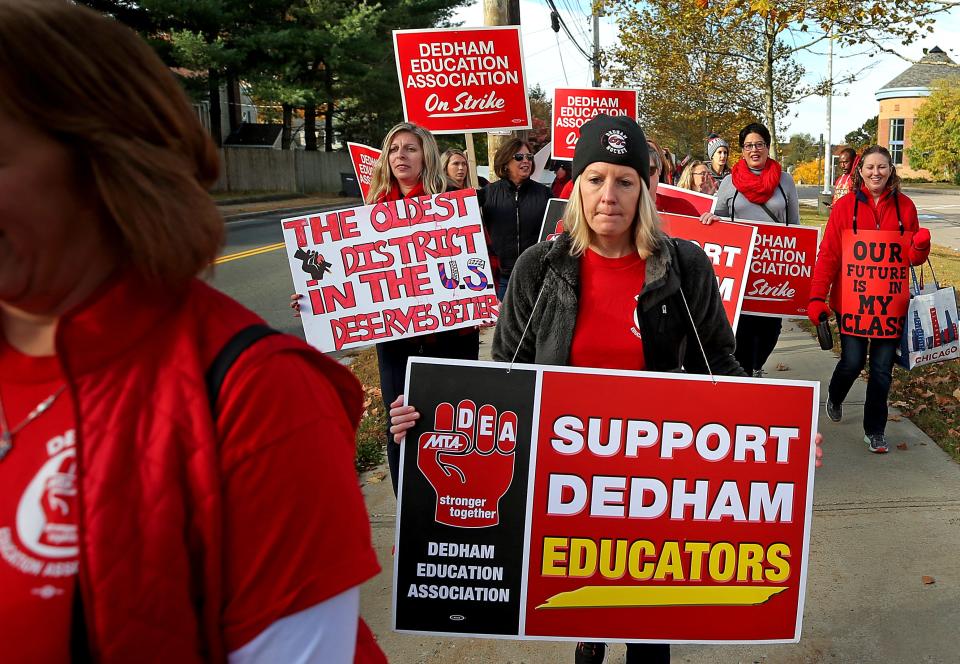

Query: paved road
[207,202,352,342]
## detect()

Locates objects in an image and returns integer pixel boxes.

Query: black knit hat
[571,114,649,184]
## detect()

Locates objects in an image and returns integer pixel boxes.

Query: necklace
[0,385,67,461]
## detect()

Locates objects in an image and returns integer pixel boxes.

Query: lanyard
[852,190,903,235]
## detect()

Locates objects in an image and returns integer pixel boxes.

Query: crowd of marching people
[0,2,932,662]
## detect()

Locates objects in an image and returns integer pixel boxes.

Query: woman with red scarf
[712,122,800,376]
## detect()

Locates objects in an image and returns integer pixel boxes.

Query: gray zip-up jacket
[492,232,745,376]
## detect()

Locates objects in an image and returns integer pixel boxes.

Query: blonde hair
[441,148,470,188]
[677,160,709,190]
[855,145,901,194]
[0,0,223,287]
[562,175,662,258]
[367,123,446,203]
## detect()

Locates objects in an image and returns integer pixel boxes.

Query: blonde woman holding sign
[391,115,823,663]
[295,123,481,496]
[808,145,930,454]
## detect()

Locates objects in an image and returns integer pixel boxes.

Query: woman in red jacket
[0,2,383,662]
[808,145,931,454]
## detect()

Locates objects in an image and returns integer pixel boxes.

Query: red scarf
[731,158,782,205]
[379,180,426,203]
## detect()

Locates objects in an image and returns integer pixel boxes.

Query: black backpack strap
[206,324,280,410]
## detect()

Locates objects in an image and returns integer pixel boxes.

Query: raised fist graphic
[416,399,518,528]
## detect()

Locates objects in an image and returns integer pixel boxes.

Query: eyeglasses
[513,153,535,162]
[743,142,767,151]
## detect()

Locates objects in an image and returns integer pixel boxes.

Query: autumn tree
[607,0,955,158]
[908,79,960,184]
[605,0,795,158]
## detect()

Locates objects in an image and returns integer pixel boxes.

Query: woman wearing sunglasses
[711,122,800,377]
[477,138,552,299]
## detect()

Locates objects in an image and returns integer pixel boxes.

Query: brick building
[875,46,959,179]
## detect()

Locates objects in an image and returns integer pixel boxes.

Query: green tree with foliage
[844,115,878,151]
[780,133,821,168]
[908,80,960,184]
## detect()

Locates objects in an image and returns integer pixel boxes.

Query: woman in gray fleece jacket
[393,114,744,664]
[711,122,800,376]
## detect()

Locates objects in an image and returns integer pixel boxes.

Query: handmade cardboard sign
[736,221,820,319]
[394,359,819,643]
[551,87,638,160]
[282,191,498,352]
[393,27,531,134]
[839,229,911,338]
[659,213,756,330]
[538,198,568,242]
[347,142,381,203]
[656,183,716,217]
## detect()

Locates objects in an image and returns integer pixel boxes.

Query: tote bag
[897,261,960,369]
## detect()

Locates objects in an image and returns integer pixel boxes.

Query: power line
[544,0,592,62]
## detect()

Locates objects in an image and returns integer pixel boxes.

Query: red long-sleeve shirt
[810,186,929,315]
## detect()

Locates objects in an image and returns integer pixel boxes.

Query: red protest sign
[736,221,821,319]
[393,27,531,134]
[551,87,638,160]
[659,213,757,330]
[347,142,381,203]
[656,182,716,217]
[395,359,820,643]
[281,191,498,352]
[838,229,911,338]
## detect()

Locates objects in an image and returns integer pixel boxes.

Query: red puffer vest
[56,272,376,662]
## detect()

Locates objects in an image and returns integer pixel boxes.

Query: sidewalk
[359,322,960,663]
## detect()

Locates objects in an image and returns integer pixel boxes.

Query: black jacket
[477,177,552,278]
[492,232,745,377]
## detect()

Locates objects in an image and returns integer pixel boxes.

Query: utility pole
[484,0,521,181]
[592,2,601,87]
[822,32,834,196]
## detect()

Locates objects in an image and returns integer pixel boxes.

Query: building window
[889,118,905,165]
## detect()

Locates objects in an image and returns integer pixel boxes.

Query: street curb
[902,186,960,197]
[222,199,362,223]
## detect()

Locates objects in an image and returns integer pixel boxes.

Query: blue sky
[452,0,960,146]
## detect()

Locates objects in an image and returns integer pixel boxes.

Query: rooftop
[878,46,960,93]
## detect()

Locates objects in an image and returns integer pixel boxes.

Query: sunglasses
[513,153,535,162]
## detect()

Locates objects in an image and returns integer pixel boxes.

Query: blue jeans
[828,332,900,435]
[496,274,510,301]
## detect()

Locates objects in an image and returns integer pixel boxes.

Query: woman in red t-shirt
[0,3,383,662]
[391,114,825,664]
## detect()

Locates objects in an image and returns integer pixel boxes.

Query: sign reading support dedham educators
[659,213,757,331]
[395,358,819,643]
[394,27,532,134]
[739,221,820,319]
[347,142,381,203]
[281,191,499,353]
[551,87,638,160]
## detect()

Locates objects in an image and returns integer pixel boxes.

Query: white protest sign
[282,191,499,352]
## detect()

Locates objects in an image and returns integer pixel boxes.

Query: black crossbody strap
[206,324,280,410]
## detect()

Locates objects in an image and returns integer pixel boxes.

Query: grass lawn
[798,206,960,462]
[348,347,387,471]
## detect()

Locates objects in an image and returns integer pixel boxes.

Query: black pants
[579,643,669,663]
[626,643,670,663]
[734,314,783,375]
[829,332,899,436]
[378,330,480,496]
